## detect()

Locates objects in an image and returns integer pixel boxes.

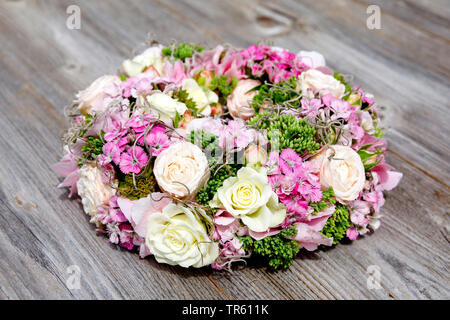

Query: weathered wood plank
[0,0,448,299]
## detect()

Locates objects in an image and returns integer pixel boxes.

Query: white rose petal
[122,46,165,77]
[146,92,187,120]
[153,141,210,199]
[298,69,345,98]
[181,79,218,116]
[146,203,219,268]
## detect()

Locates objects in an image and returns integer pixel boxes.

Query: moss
[118,168,157,200]
[240,226,300,270]
[162,43,204,62]
[248,113,320,155]
[196,164,241,206]
[321,203,352,244]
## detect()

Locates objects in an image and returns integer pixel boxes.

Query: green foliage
[189,130,217,149]
[196,164,241,206]
[77,133,105,166]
[241,226,300,269]
[162,43,205,62]
[189,130,221,166]
[118,168,157,200]
[321,204,352,244]
[251,76,298,110]
[309,187,336,215]
[173,89,197,114]
[247,113,320,155]
[208,75,238,98]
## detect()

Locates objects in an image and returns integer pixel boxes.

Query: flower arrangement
[53,42,402,270]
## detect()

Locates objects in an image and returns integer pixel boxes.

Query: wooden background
[0,0,449,300]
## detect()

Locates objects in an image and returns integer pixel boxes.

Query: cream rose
[181,79,218,116]
[122,46,165,77]
[211,166,286,232]
[146,203,219,268]
[145,92,188,120]
[298,69,345,98]
[76,75,121,115]
[76,164,116,222]
[313,145,365,203]
[227,79,260,120]
[153,141,210,199]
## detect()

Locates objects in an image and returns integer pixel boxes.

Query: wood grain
[0,0,448,299]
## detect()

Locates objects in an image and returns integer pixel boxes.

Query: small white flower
[122,46,165,77]
[181,79,218,116]
[145,92,187,120]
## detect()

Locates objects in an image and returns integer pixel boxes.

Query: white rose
[298,69,345,98]
[211,166,286,232]
[181,79,218,116]
[76,164,116,221]
[153,141,210,199]
[122,46,165,77]
[146,203,219,268]
[297,51,326,69]
[145,92,187,120]
[227,79,260,120]
[313,145,365,203]
[76,75,121,115]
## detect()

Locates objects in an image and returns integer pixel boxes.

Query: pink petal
[117,197,136,222]
[294,223,333,251]
[131,193,171,237]
[301,205,335,232]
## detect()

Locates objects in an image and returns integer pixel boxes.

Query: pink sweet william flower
[118,224,135,250]
[119,146,149,174]
[349,200,371,227]
[101,142,122,165]
[212,238,247,271]
[346,227,359,241]
[145,130,170,156]
[279,148,302,174]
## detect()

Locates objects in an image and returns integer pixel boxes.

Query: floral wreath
[53,42,402,270]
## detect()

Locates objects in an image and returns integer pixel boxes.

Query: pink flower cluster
[95,196,143,251]
[99,113,172,175]
[241,45,309,83]
[267,149,322,220]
